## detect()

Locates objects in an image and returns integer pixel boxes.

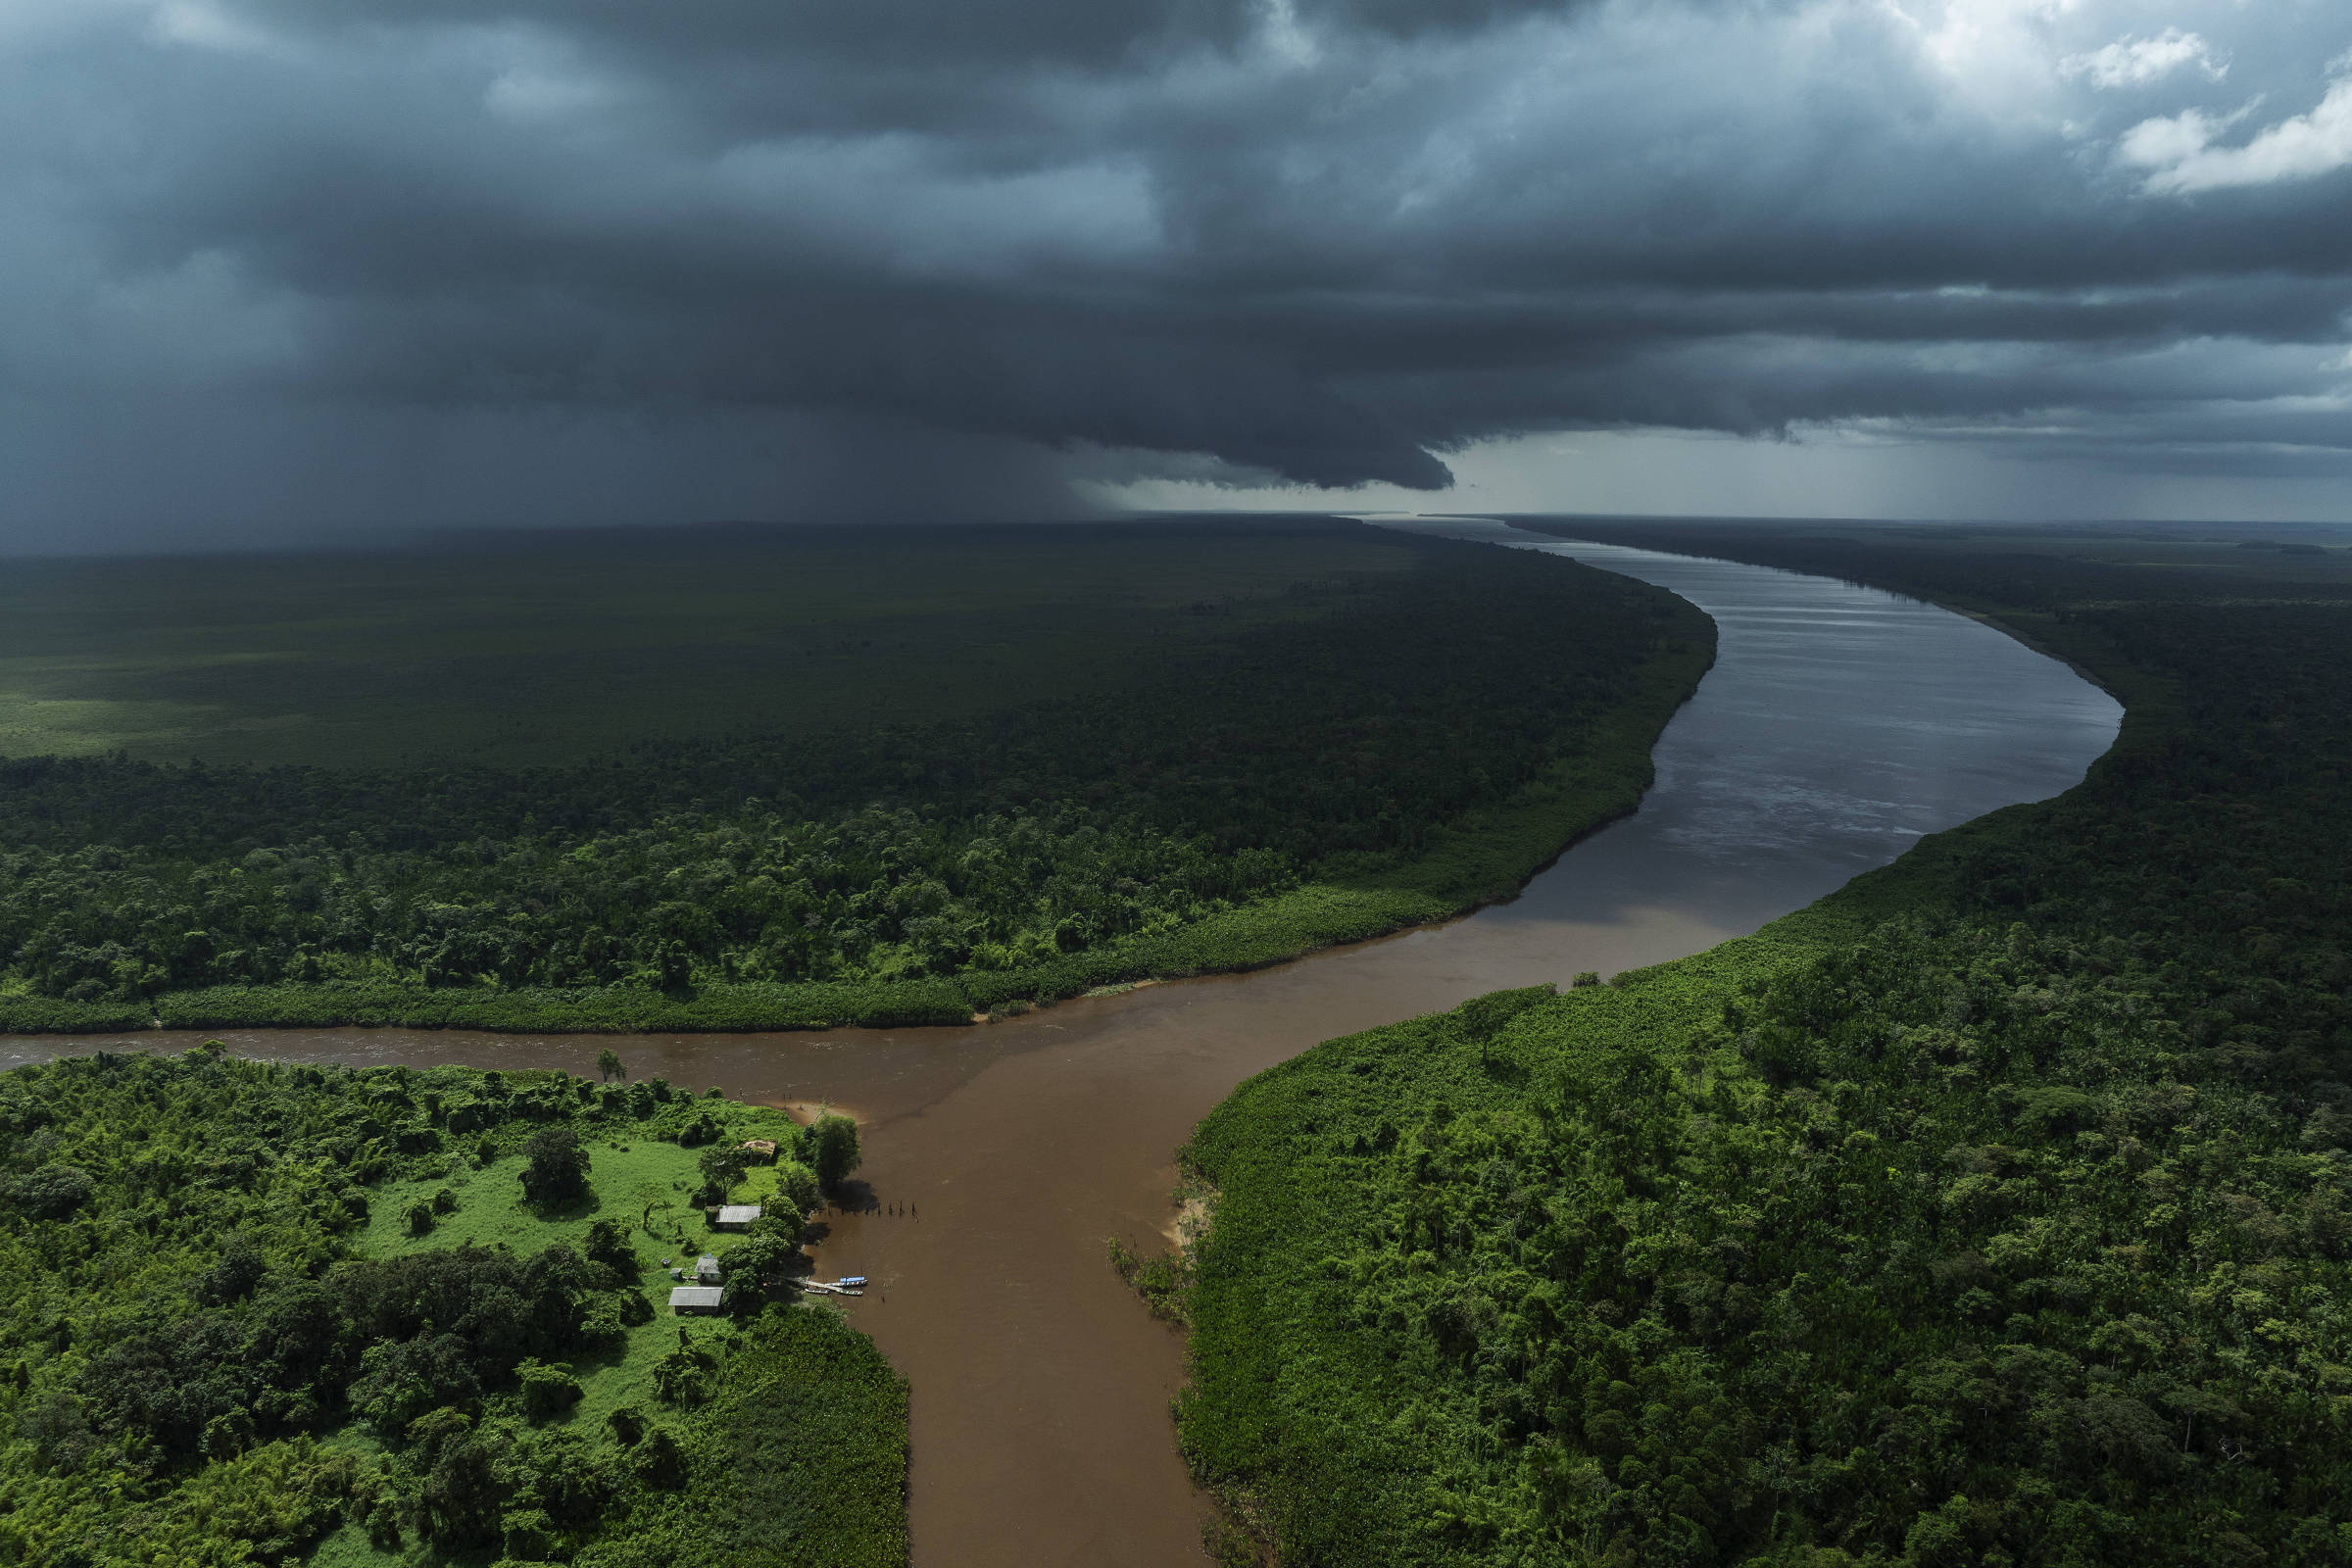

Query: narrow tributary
[1,533,2122,1567]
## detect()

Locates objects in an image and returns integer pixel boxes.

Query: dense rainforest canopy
[1179,531,2352,1567]
[0,534,1708,1033]
[0,1047,902,1567]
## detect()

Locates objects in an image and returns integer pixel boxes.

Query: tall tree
[809,1113,861,1194]
[518,1126,592,1206]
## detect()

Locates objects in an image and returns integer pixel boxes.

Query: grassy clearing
[298,1106,856,1566]
[357,1139,794,1272]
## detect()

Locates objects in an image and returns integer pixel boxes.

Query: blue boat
[839,1275,868,1288]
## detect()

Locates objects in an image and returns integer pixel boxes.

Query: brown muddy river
[0,532,2122,1567]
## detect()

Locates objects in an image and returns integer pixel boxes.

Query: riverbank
[0,540,2120,1567]
[1176,531,2352,1565]
[0,582,1714,1037]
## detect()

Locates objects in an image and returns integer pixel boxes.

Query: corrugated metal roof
[714,1204,763,1224]
[669,1285,724,1309]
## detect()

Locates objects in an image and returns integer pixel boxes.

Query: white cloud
[485,66,621,122]
[2117,105,2232,169]
[1257,0,1318,71]
[2060,27,2223,90]
[2124,70,2352,194]
[145,1,291,59]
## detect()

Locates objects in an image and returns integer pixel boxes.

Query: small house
[740,1139,778,1163]
[668,1285,724,1315]
[713,1203,762,1230]
[695,1253,722,1284]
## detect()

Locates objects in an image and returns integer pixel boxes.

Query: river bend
[0,534,2122,1566]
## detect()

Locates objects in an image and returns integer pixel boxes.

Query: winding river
[0,531,2122,1567]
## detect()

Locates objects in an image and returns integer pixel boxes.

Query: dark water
[0,536,2121,1566]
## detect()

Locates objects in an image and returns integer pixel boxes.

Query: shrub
[696,1143,751,1199]
[774,1159,820,1217]
[809,1113,861,1193]
[583,1216,636,1275]
[517,1358,583,1423]
[518,1125,591,1206]
[634,1425,688,1489]
[8,1165,92,1220]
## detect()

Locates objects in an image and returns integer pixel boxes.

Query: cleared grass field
[303,1099,887,1568]
[351,1126,786,1441]
[0,519,1420,769]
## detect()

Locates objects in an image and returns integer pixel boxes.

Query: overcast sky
[7,0,2352,548]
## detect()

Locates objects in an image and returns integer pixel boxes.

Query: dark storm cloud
[7,0,2352,542]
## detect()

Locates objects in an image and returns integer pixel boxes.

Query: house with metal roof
[668,1285,724,1315]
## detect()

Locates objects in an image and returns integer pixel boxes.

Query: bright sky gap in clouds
[7,0,2352,548]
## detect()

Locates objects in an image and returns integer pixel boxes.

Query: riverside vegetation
[0,1043,899,1567]
[0,524,1710,1035]
[1176,528,2352,1567]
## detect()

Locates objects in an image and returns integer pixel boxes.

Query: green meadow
[350,1138,789,1440]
